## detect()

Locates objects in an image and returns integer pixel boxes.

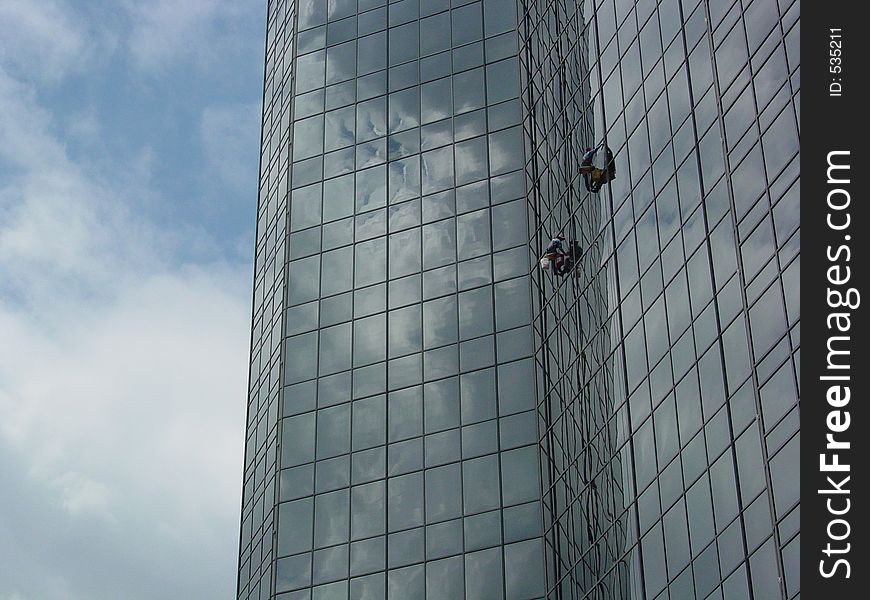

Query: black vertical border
[801,1,867,597]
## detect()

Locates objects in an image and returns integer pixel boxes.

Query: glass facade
[238,0,799,598]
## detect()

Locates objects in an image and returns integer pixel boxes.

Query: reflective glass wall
[522,0,800,598]
[238,0,799,599]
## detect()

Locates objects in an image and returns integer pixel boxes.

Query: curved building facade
[237,1,800,598]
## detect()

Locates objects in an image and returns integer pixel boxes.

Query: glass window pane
[388,472,424,530]
[423,377,460,431]
[388,197,422,232]
[389,21,419,66]
[327,41,357,85]
[286,301,320,337]
[423,264,457,299]
[297,50,326,93]
[285,332,319,385]
[326,80,356,111]
[350,536,385,576]
[356,165,387,213]
[278,497,314,556]
[317,404,351,459]
[389,274,422,308]
[488,126,523,175]
[453,40,484,71]
[322,217,353,251]
[329,15,357,46]
[276,553,312,593]
[388,229,422,279]
[497,359,535,415]
[316,455,350,493]
[458,254,491,290]
[357,138,387,169]
[425,429,461,467]
[391,356,420,392]
[460,368,496,424]
[388,386,423,441]
[351,481,386,539]
[426,519,463,560]
[421,13,450,55]
[502,501,541,543]
[313,544,348,585]
[453,68,485,115]
[294,114,325,161]
[388,128,420,160]
[504,539,545,599]
[321,247,353,297]
[490,198,526,251]
[454,144,487,194]
[421,118,453,151]
[353,313,386,366]
[352,395,386,450]
[485,58,520,104]
[388,88,420,135]
[389,304,423,357]
[389,437,423,475]
[291,183,323,231]
[357,97,387,142]
[461,420,497,460]
[358,32,387,75]
[421,77,452,124]
[422,218,456,269]
[356,209,387,241]
[388,527,425,568]
[452,3,483,44]
[425,463,462,522]
[319,322,352,375]
[354,283,386,318]
[421,146,455,194]
[500,445,540,506]
[424,293,460,347]
[426,555,464,600]
[463,455,500,513]
[457,208,491,259]
[285,381,318,417]
[352,446,385,484]
[495,277,530,330]
[324,173,355,220]
[456,179,489,213]
[388,155,421,203]
[465,547,503,600]
[355,238,387,287]
[458,286,494,340]
[464,510,502,551]
[315,489,349,546]
[499,410,536,450]
[388,565,424,600]
[281,464,315,501]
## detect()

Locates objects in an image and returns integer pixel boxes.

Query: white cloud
[53,472,114,518]
[0,0,113,83]
[125,0,261,73]
[0,58,252,600]
[65,108,102,145]
[201,102,261,190]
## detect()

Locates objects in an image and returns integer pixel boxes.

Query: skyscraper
[238,0,800,598]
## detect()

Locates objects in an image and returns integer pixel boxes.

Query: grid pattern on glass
[271,0,548,598]
[239,0,800,598]
[521,0,799,598]
[237,1,298,599]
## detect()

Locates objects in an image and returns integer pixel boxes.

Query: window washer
[580,146,616,193]
[541,233,568,275]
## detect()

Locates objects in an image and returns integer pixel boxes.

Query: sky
[0,1,265,598]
